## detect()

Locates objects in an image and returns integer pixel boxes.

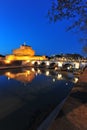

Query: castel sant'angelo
[6,43,47,61]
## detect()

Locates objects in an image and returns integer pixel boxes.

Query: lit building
[5,44,47,61]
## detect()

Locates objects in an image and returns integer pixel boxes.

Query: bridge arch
[33,61,38,67]
[39,62,46,68]
[62,63,73,70]
[49,62,58,69]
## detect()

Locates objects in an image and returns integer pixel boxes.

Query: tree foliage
[48,0,87,53]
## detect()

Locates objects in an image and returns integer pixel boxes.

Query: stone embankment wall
[79,69,87,83]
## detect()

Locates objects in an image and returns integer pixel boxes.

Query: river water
[0,67,78,130]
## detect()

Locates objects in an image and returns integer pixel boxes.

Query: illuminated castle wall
[13,45,35,56]
[5,44,47,61]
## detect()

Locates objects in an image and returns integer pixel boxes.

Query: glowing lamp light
[55,67,58,70]
[26,70,31,75]
[31,61,35,64]
[8,77,10,80]
[57,74,62,79]
[4,60,11,64]
[67,67,70,70]
[53,78,55,82]
[5,72,11,76]
[31,68,35,72]
[58,62,62,67]
[37,61,41,65]
[74,62,80,69]
[73,77,79,83]
[37,69,41,74]
[46,61,50,66]
[26,60,30,63]
[46,71,50,76]
[66,83,68,85]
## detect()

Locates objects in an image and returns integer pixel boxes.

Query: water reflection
[0,67,79,84]
[5,70,35,83]
[0,67,78,130]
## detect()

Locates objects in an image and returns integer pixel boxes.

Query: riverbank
[48,69,87,130]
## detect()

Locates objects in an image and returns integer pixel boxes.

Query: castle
[5,43,47,61]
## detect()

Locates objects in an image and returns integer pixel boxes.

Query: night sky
[0,0,83,56]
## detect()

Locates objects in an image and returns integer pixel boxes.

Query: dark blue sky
[0,0,83,56]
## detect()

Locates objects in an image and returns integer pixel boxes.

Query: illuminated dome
[13,44,35,56]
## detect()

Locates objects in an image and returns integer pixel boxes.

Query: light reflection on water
[0,67,78,84]
[0,68,78,130]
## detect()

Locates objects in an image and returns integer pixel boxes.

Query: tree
[48,0,87,54]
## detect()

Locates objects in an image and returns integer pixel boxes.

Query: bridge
[22,59,87,70]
